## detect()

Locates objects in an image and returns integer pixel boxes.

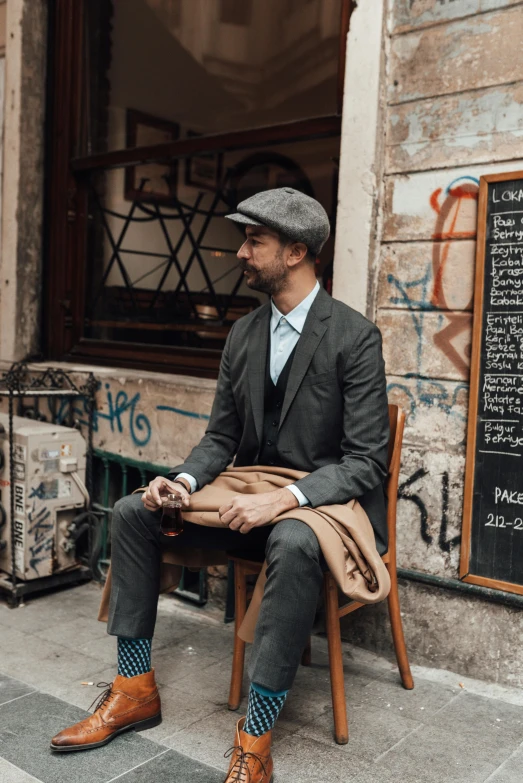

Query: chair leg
[324,573,348,744]
[228,562,247,710]
[387,563,414,690]
[301,638,312,667]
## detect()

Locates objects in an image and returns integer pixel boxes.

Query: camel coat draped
[98,466,390,642]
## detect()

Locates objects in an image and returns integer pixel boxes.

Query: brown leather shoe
[223,717,273,783]
[50,670,161,752]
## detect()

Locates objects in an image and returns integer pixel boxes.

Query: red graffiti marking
[430,184,478,242]
[429,181,478,377]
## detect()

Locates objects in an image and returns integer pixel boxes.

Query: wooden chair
[227,403,414,744]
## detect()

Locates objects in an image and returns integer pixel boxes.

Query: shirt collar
[270,281,320,334]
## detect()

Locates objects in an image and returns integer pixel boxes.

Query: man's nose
[237,240,250,260]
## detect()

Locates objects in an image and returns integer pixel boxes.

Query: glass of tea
[160,493,184,537]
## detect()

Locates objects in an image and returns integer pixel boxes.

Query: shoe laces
[89,681,116,713]
[224,745,268,782]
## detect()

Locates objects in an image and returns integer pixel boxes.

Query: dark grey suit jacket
[170,287,390,552]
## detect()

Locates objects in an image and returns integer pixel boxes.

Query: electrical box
[0,414,87,581]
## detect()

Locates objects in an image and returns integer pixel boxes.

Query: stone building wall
[341,0,523,687]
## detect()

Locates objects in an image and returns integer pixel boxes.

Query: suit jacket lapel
[247,303,271,445]
[279,288,332,430]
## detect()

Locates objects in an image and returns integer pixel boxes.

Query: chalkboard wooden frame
[460,170,523,595]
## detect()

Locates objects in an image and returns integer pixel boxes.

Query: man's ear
[287,242,308,267]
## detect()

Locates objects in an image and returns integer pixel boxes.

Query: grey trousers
[107,493,326,691]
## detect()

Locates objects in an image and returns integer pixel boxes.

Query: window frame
[43,0,354,378]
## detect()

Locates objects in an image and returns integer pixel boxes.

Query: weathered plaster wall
[341,0,523,685]
[0,0,47,362]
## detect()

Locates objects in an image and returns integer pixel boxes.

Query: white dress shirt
[178,281,321,507]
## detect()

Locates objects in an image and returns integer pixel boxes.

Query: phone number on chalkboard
[485,514,523,530]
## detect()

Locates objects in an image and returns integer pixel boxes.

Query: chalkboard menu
[461,171,523,595]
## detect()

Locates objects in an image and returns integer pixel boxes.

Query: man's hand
[142,476,191,511]
[219,488,299,534]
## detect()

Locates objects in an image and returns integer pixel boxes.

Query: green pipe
[93,448,170,476]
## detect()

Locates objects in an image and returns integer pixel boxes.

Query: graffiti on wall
[46,382,211,450]
[398,467,461,554]
[431,177,478,377]
[386,176,478,421]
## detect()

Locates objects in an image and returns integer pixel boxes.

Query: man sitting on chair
[51,188,390,783]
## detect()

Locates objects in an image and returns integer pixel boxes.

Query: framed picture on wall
[124,109,180,203]
[184,130,223,192]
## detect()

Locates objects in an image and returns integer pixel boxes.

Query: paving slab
[371,721,515,783]
[148,614,203,651]
[270,733,373,783]
[0,673,36,707]
[426,690,523,748]
[276,687,333,735]
[486,742,523,783]
[0,585,103,635]
[0,691,163,783]
[0,756,41,783]
[112,748,223,782]
[296,701,422,764]
[0,623,107,693]
[154,650,233,701]
[360,671,459,720]
[139,683,224,743]
[33,615,117,667]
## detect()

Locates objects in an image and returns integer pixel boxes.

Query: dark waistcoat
[257,338,298,468]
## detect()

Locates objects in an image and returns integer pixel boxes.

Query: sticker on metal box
[13,463,25,480]
[58,478,72,498]
[39,446,60,461]
[13,444,26,463]
[14,482,25,518]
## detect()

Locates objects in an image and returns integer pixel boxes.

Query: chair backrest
[386,404,406,561]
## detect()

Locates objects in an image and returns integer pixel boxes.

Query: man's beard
[241,250,288,296]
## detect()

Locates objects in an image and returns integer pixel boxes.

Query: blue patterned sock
[117,637,152,678]
[243,682,288,737]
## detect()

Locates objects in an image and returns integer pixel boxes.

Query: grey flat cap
[225,187,330,256]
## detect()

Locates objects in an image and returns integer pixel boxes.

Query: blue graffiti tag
[386,264,468,424]
[43,382,211,450]
[156,405,210,421]
[29,483,47,500]
[94,385,152,447]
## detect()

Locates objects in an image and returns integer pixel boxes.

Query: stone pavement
[0,582,522,783]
